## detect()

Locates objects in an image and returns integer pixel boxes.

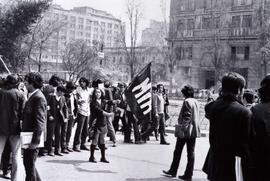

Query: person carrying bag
[163,85,200,180]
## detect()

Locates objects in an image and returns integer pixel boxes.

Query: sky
[52,0,171,45]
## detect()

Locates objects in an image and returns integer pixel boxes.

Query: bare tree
[61,40,95,82]
[115,0,143,80]
[23,14,66,72]
[165,15,179,92]
[257,0,270,77]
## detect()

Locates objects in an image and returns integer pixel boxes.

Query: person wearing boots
[154,84,169,145]
[89,88,114,163]
[163,85,200,180]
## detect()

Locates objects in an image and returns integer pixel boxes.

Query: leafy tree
[0,0,51,73]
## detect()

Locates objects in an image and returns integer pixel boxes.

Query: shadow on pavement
[126,177,207,181]
[46,159,117,174]
[46,159,88,165]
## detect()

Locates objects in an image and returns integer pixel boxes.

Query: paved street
[0,130,209,181]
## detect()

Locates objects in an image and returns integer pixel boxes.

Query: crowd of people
[163,72,270,181]
[0,73,171,181]
[1,71,270,181]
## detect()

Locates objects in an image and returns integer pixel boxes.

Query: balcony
[230,27,253,37]
[231,4,253,11]
[177,30,194,38]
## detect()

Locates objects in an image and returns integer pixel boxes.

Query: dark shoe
[73,148,81,152]
[89,157,97,163]
[80,145,90,151]
[124,140,133,143]
[61,149,69,154]
[162,170,176,177]
[67,148,73,152]
[160,142,170,145]
[100,158,109,163]
[38,151,46,157]
[178,175,192,181]
[135,140,144,144]
[55,152,63,156]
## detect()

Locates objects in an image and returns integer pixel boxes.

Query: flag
[125,63,151,122]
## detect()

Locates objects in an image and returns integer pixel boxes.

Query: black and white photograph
[0,0,270,180]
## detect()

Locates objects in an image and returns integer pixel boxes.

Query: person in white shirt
[154,84,169,145]
[73,77,92,152]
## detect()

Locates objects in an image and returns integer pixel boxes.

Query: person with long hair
[89,88,114,163]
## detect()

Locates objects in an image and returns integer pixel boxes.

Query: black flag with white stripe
[125,63,151,122]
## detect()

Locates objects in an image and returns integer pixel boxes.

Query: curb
[165,127,209,137]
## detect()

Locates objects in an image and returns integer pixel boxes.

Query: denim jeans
[106,116,116,143]
[0,135,23,181]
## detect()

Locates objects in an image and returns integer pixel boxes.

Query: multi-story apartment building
[168,0,270,89]
[31,4,123,68]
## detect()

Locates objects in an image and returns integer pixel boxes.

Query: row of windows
[53,14,119,29]
[111,56,151,64]
[177,14,252,31]
[68,24,116,35]
[176,0,252,12]
[175,46,250,60]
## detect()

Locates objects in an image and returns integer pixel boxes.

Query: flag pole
[0,55,11,74]
[150,62,153,124]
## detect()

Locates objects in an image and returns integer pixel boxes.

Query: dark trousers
[169,138,196,177]
[66,116,75,148]
[126,111,140,142]
[0,141,11,174]
[141,114,158,140]
[47,121,61,153]
[23,149,41,181]
[113,115,127,133]
[158,113,167,143]
[73,113,89,149]
[60,121,68,150]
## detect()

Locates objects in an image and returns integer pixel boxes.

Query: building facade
[30,4,123,70]
[168,0,270,89]
[103,46,168,84]
[141,20,168,47]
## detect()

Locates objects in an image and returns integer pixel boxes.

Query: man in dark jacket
[163,85,200,180]
[251,75,270,181]
[203,72,252,181]
[22,73,47,181]
[0,74,25,181]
